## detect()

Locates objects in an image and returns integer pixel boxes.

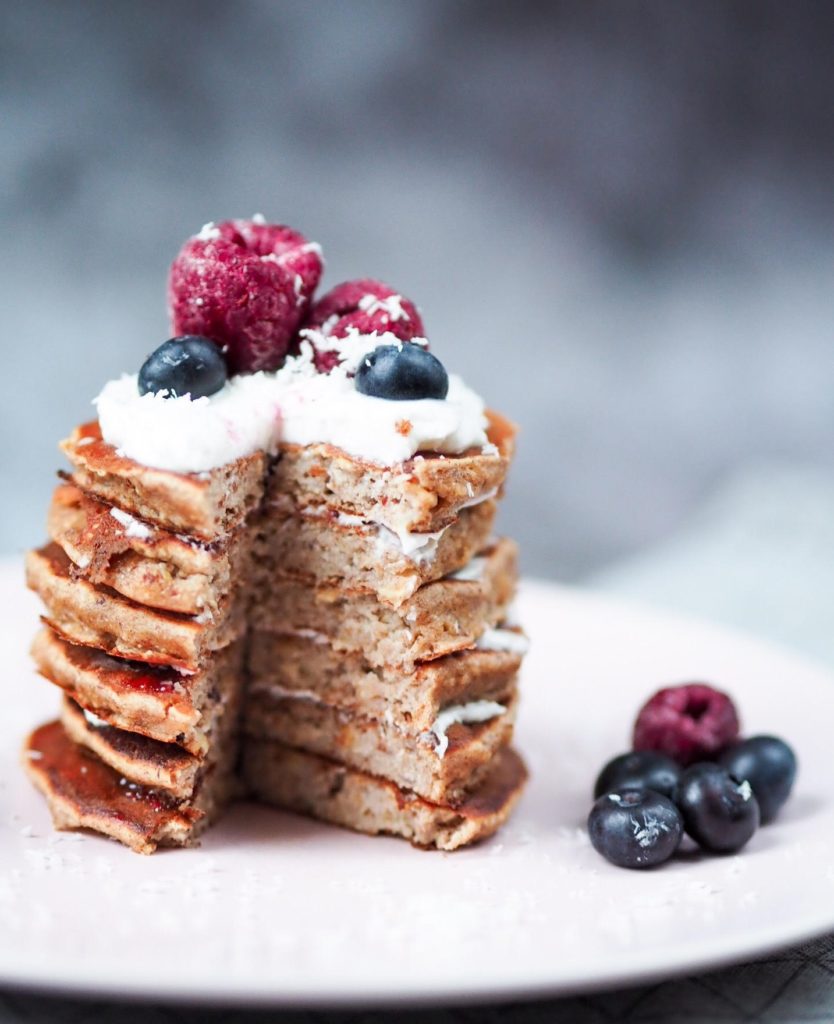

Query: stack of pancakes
[23,411,527,853]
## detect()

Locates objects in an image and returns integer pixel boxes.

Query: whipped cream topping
[95,332,490,474]
[425,700,507,758]
[95,371,285,475]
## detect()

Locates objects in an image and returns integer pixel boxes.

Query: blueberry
[138,336,227,399]
[354,343,449,401]
[718,736,797,824]
[594,751,681,800]
[587,789,683,869]
[674,763,760,852]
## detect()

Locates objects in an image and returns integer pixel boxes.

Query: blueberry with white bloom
[587,789,683,869]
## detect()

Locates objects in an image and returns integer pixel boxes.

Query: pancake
[267,409,515,533]
[243,688,518,806]
[62,413,513,543]
[61,420,268,542]
[31,627,243,755]
[23,721,209,854]
[243,742,528,851]
[252,498,497,607]
[249,538,518,670]
[48,483,251,616]
[60,692,240,800]
[248,632,521,732]
[26,543,245,672]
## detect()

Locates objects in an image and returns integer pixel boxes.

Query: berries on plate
[593,751,681,801]
[138,336,227,399]
[674,763,760,853]
[633,683,740,766]
[587,789,683,869]
[355,343,449,401]
[718,735,797,824]
[168,218,323,375]
[588,683,794,870]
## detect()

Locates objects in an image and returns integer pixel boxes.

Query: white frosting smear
[95,332,490,474]
[449,555,488,582]
[476,627,531,655]
[82,708,109,729]
[374,522,448,565]
[109,507,153,540]
[426,700,507,758]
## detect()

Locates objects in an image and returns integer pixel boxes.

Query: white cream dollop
[94,333,490,473]
[96,372,284,474]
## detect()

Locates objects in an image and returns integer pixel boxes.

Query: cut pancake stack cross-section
[244,408,529,846]
[23,410,528,853]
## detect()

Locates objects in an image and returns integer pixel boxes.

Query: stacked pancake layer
[24,411,527,853]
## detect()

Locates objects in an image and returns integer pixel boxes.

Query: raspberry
[306,279,424,341]
[302,279,424,374]
[633,683,740,766]
[168,218,323,374]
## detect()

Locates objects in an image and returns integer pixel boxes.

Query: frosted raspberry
[633,683,741,766]
[307,279,423,341]
[302,279,424,373]
[168,218,323,374]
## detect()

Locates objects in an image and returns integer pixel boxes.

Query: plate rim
[1,905,833,1009]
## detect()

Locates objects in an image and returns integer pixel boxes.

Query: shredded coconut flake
[632,813,672,849]
[195,221,220,241]
[358,293,410,322]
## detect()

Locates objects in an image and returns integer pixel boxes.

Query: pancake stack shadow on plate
[22,411,528,853]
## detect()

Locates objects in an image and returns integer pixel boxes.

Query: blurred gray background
[3,0,834,580]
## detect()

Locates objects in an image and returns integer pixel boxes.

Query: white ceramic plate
[1,561,832,1007]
